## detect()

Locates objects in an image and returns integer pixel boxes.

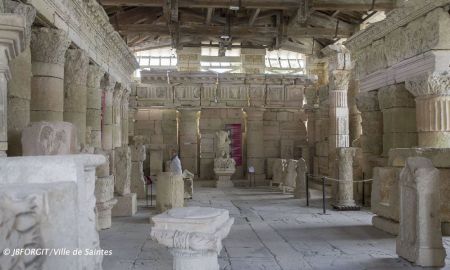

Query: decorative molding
[405,72,450,97]
[31,28,70,66]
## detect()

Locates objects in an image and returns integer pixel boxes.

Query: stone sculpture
[396,157,446,267]
[151,207,234,270]
[215,130,231,158]
[294,158,308,199]
[271,159,287,187]
[156,172,184,213]
[130,138,146,199]
[214,130,235,188]
[112,146,137,217]
[182,169,194,199]
[21,121,78,155]
[282,159,298,193]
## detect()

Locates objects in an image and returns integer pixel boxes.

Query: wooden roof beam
[205,8,214,25]
[249,8,260,26]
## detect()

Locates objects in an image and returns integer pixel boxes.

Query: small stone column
[0,14,26,156]
[396,157,445,267]
[6,1,36,156]
[294,158,308,199]
[151,207,234,270]
[86,65,105,149]
[332,147,359,210]
[179,109,200,177]
[130,137,146,199]
[101,75,116,151]
[245,108,266,182]
[64,49,89,147]
[406,72,450,147]
[30,28,70,122]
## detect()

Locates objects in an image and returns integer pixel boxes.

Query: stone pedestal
[245,108,266,181]
[30,28,70,122]
[21,121,78,155]
[294,158,308,199]
[112,146,136,217]
[94,149,117,229]
[332,147,360,210]
[111,193,137,217]
[156,172,184,213]
[396,157,446,267]
[151,207,234,270]
[183,169,194,199]
[64,49,89,147]
[406,72,450,147]
[0,154,105,270]
[214,169,235,188]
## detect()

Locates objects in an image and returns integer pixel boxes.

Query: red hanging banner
[225,124,242,166]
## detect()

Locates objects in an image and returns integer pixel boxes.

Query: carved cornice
[345,0,450,52]
[87,64,105,89]
[31,28,70,66]
[65,49,89,85]
[405,72,450,97]
[29,0,138,85]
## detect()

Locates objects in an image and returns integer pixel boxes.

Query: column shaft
[246,108,265,181]
[101,76,116,151]
[86,64,105,149]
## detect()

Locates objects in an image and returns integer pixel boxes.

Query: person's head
[170,149,178,158]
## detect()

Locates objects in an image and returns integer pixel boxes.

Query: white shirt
[170,155,182,175]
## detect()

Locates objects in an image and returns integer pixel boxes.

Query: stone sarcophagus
[0,154,105,270]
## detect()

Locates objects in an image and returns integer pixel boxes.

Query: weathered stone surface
[112,193,137,217]
[113,146,131,196]
[130,143,146,199]
[282,159,298,192]
[151,207,234,270]
[333,147,358,209]
[156,172,184,213]
[396,157,446,267]
[389,148,450,168]
[21,121,78,155]
[294,158,308,199]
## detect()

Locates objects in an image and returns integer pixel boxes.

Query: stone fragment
[294,158,308,199]
[151,207,234,270]
[396,157,446,267]
[156,172,184,212]
[21,121,77,155]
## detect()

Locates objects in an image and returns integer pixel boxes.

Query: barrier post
[322,177,326,214]
[306,173,309,207]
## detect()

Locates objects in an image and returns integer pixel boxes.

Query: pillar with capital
[101,75,116,152]
[63,49,89,148]
[245,108,266,182]
[406,72,450,148]
[30,27,70,122]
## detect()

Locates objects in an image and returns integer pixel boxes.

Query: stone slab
[112,193,137,217]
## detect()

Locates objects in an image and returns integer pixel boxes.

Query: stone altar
[396,157,446,267]
[151,207,234,270]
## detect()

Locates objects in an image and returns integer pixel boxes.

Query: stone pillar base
[97,198,117,230]
[332,201,360,211]
[112,193,137,217]
[172,250,219,270]
[214,168,235,188]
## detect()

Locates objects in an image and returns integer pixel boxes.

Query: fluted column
[6,1,36,156]
[63,49,89,146]
[328,70,351,178]
[30,28,70,122]
[86,65,105,149]
[406,72,450,147]
[101,75,116,151]
[245,108,266,181]
[179,108,200,177]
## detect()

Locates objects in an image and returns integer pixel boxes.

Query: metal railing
[305,173,373,214]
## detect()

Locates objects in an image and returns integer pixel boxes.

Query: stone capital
[31,28,70,66]
[405,72,450,98]
[5,0,36,47]
[337,147,357,163]
[87,64,105,89]
[102,74,117,92]
[330,70,351,91]
[65,49,89,85]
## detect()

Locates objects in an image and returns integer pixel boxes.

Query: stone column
[179,108,200,177]
[151,207,234,270]
[94,149,117,230]
[64,49,89,147]
[245,108,266,182]
[332,147,359,210]
[86,64,105,149]
[130,137,146,199]
[396,157,445,267]
[101,75,116,151]
[121,89,130,146]
[112,145,136,217]
[6,1,36,156]
[406,72,450,147]
[112,84,124,149]
[0,14,27,157]
[30,28,70,122]
[304,85,317,174]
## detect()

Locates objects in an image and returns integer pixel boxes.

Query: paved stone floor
[100,187,450,270]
